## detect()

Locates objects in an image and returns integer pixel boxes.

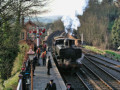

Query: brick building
[19,21,38,45]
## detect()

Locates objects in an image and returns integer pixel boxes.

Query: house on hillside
[19,20,47,47]
[19,21,38,45]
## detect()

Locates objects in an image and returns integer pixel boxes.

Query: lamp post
[27,47,35,90]
[36,27,40,47]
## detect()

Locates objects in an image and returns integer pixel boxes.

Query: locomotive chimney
[64,33,68,38]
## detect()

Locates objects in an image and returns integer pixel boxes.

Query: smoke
[97,0,118,4]
[61,0,89,35]
[113,0,118,2]
[98,0,103,4]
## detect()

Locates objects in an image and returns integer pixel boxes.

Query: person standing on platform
[41,51,46,66]
[43,42,47,51]
[36,47,40,65]
[34,44,37,52]
[66,83,74,90]
[36,47,40,59]
[45,79,56,90]
[46,56,52,75]
[43,51,47,66]
[44,50,47,59]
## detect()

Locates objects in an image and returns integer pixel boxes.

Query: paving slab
[32,52,66,90]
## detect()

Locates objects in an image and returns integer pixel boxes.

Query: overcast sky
[37,0,117,17]
[40,0,89,17]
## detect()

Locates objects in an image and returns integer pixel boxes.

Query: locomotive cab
[64,39,75,47]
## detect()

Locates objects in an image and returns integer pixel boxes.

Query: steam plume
[98,0,103,4]
[61,0,89,35]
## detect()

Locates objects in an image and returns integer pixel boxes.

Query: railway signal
[29,26,46,47]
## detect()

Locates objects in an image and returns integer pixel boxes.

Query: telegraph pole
[81,33,83,45]
[37,27,39,47]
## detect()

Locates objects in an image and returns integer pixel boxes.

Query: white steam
[61,0,89,35]
[98,0,103,4]
[97,0,117,4]
[61,14,80,35]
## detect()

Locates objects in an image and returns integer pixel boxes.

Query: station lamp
[27,47,35,61]
[27,47,35,90]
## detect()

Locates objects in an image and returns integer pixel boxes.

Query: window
[56,40,64,45]
[21,32,24,40]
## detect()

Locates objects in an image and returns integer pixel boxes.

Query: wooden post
[31,62,33,90]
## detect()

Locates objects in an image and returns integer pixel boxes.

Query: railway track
[81,64,113,90]
[86,54,120,69]
[62,73,90,90]
[96,63,120,80]
[76,70,95,90]
[86,54,120,80]
[47,31,120,89]
[52,52,90,90]
[82,56,120,89]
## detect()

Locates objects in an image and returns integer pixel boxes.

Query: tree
[0,0,50,80]
[0,18,19,79]
[111,17,120,50]
[51,19,64,31]
[77,0,120,49]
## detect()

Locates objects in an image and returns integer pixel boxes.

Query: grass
[84,45,120,61]
[3,72,19,90]
[11,53,24,76]
[11,44,29,76]
[0,43,29,90]
[105,50,120,61]
[84,46,105,55]
[0,79,4,90]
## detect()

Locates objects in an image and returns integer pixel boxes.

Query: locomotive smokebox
[62,48,82,60]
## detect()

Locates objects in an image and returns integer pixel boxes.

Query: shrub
[11,44,29,76]
[4,72,19,90]
[84,45,120,60]
[1,43,29,89]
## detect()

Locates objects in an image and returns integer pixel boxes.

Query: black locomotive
[52,36,84,73]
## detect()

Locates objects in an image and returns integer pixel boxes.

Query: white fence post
[17,74,23,90]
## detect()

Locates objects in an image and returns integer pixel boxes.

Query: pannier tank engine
[52,36,84,73]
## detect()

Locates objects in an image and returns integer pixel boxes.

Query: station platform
[32,52,66,90]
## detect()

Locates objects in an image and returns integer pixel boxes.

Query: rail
[17,79,22,90]
[76,72,91,90]
[83,56,120,89]
[82,63,113,90]
[87,55,120,72]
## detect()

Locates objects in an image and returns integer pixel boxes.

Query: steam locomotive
[52,36,84,73]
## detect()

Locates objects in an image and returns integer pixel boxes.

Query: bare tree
[0,0,50,24]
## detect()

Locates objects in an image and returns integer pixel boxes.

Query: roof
[24,20,36,26]
[54,36,65,40]
[23,21,37,32]
[55,38,74,41]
